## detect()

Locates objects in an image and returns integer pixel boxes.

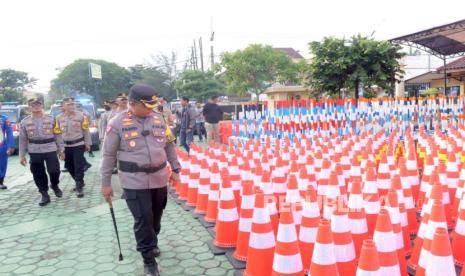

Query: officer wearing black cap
[19,98,65,206]
[101,84,180,276]
[115,92,128,113]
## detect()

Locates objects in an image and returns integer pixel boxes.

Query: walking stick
[108,199,124,261]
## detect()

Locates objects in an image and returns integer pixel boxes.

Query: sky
[1,0,465,92]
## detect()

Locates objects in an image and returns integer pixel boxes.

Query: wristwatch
[172,168,180,174]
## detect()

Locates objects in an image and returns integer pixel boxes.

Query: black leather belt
[29,138,55,144]
[64,137,84,145]
[118,160,167,174]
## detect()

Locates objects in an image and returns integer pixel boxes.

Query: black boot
[153,246,160,257]
[143,263,160,276]
[51,186,63,198]
[84,162,92,172]
[38,191,51,206]
[75,182,84,198]
[89,151,95,157]
[0,178,6,190]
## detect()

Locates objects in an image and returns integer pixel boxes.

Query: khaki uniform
[19,114,64,193]
[19,114,64,157]
[101,110,179,189]
[54,111,91,147]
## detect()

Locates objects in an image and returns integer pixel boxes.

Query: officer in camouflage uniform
[101,84,180,276]
[55,97,92,198]
[19,98,65,206]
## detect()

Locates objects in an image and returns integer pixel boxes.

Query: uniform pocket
[124,190,142,218]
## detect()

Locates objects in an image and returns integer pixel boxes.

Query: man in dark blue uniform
[0,102,16,189]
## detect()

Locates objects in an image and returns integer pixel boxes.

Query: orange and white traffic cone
[406,145,420,201]
[323,171,342,220]
[233,180,255,261]
[399,162,419,235]
[426,227,456,276]
[285,175,302,233]
[452,166,465,224]
[186,156,200,207]
[452,194,465,267]
[446,151,460,206]
[347,180,368,258]
[372,209,401,275]
[299,187,319,274]
[214,176,239,248]
[309,219,338,276]
[416,200,448,276]
[195,159,210,214]
[356,239,381,276]
[331,207,357,276]
[385,189,408,275]
[377,152,392,197]
[244,192,276,276]
[271,209,303,276]
[362,166,380,237]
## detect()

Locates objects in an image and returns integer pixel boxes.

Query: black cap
[129,84,159,108]
[116,92,128,100]
[27,97,43,105]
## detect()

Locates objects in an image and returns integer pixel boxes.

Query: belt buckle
[140,164,152,173]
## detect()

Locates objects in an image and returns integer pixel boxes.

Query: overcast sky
[1,0,465,92]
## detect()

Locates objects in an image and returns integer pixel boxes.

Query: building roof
[273,48,304,59]
[436,56,465,71]
[390,19,465,58]
[405,71,444,84]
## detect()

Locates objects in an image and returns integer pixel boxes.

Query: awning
[390,19,465,58]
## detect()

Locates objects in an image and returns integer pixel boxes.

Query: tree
[0,69,36,102]
[49,59,131,105]
[129,65,177,101]
[308,35,405,100]
[218,44,298,102]
[175,70,224,101]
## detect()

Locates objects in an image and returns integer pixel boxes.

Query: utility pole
[210,17,215,70]
[199,37,204,72]
[193,40,198,70]
[191,47,195,70]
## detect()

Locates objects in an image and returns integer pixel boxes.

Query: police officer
[19,98,65,206]
[99,101,111,143]
[55,97,92,198]
[116,92,128,113]
[0,102,15,190]
[101,84,180,276]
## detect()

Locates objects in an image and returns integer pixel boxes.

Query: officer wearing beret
[54,97,92,198]
[19,98,65,206]
[101,84,180,276]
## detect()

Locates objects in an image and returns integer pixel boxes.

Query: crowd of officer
[1,85,180,276]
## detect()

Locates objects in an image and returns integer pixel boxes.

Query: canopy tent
[390,19,465,95]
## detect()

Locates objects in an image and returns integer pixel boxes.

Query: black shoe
[0,184,7,190]
[89,152,95,158]
[61,168,68,173]
[84,163,92,172]
[76,187,84,198]
[38,192,51,206]
[52,187,63,198]
[143,263,160,276]
[153,247,160,257]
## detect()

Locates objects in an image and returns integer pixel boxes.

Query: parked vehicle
[0,102,30,153]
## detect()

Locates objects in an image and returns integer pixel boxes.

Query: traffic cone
[331,207,357,276]
[186,156,200,207]
[214,176,239,247]
[317,159,332,198]
[271,209,303,276]
[356,239,381,276]
[323,171,342,220]
[446,151,460,204]
[204,165,221,223]
[452,166,465,223]
[285,175,302,233]
[399,162,419,235]
[244,192,276,276]
[229,157,242,209]
[385,189,408,275]
[309,219,338,276]
[195,159,210,214]
[299,187,319,274]
[263,173,279,235]
[416,199,448,276]
[377,152,392,197]
[418,155,435,210]
[348,180,368,258]
[178,152,190,200]
[372,209,401,275]
[426,227,455,276]
[233,180,255,261]
[452,194,465,266]
[362,166,380,236]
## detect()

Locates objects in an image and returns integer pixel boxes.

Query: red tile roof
[436,56,465,71]
[273,48,304,59]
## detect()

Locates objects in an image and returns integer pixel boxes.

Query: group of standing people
[177,95,224,153]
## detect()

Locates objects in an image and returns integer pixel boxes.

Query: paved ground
[0,146,234,275]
